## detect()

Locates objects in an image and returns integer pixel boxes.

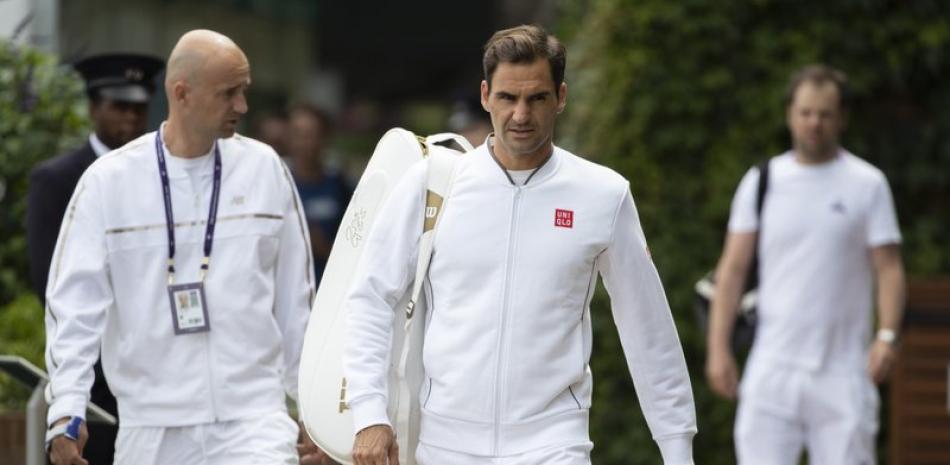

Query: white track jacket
[344,142,696,462]
[44,131,314,427]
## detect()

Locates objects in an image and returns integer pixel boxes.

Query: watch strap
[876,328,898,344]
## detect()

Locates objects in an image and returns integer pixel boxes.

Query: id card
[167,282,210,335]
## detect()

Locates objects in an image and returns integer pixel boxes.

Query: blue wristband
[45,416,84,450]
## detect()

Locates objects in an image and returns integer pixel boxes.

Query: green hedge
[0,41,88,410]
[558,1,950,463]
[0,295,45,411]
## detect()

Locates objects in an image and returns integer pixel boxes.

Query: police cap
[73,53,165,103]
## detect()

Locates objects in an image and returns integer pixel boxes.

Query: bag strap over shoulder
[747,158,771,290]
[405,148,461,318]
[394,142,462,465]
[755,159,770,217]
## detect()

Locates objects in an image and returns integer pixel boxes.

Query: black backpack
[694,159,770,350]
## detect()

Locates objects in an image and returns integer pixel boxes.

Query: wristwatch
[876,328,898,344]
[45,416,84,451]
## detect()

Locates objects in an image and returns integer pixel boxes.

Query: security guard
[27,52,164,465]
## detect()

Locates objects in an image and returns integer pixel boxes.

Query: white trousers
[416,441,593,465]
[113,411,299,465]
[735,359,879,465]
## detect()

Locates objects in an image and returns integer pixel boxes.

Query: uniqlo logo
[554,209,574,228]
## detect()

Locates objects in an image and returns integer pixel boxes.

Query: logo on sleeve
[554,209,574,228]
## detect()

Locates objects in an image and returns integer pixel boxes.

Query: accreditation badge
[167,282,211,335]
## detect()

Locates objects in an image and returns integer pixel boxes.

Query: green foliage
[0,41,87,411]
[557,1,950,463]
[0,294,46,411]
[0,41,89,305]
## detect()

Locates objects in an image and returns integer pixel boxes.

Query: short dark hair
[287,102,334,135]
[784,64,850,110]
[482,24,566,93]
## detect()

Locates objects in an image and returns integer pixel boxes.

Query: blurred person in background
[447,99,493,148]
[254,111,290,156]
[27,52,164,465]
[286,103,353,283]
[43,29,320,465]
[706,64,906,464]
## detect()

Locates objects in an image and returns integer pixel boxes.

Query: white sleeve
[598,187,697,465]
[273,161,316,401]
[44,173,112,425]
[727,167,761,234]
[343,161,426,433]
[865,176,901,247]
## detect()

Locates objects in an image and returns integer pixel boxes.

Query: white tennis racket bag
[298,128,470,464]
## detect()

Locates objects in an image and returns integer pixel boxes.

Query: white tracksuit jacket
[344,142,696,462]
[44,131,314,427]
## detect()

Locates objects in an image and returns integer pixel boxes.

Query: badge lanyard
[155,127,222,284]
[155,128,221,335]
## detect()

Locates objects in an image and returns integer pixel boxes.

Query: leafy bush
[0,40,89,305]
[558,1,950,463]
[0,294,45,411]
[0,41,88,410]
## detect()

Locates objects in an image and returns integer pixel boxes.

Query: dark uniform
[27,53,163,465]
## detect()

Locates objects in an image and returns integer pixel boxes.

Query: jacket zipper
[493,186,522,454]
[193,178,219,423]
[206,333,219,422]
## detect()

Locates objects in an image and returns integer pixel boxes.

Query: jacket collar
[154,127,216,180]
[477,134,561,187]
[88,133,112,158]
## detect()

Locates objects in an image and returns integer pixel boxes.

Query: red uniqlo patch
[554,209,574,228]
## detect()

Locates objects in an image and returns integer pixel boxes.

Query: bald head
[163,29,251,150]
[165,29,248,91]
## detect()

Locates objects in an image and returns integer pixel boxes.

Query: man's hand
[297,420,338,465]
[868,339,897,384]
[706,232,755,401]
[706,347,739,400]
[48,418,89,465]
[352,424,398,465]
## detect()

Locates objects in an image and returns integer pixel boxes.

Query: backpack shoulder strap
[755,158,770,218]
[747,158,771,290]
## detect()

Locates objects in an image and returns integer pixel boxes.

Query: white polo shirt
[728,150,901,371]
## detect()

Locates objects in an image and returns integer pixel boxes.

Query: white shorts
[416,441,593,465]
[735,359,879,465]
[113,411,299,465]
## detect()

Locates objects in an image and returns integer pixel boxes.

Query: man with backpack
[706,64,906,464]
